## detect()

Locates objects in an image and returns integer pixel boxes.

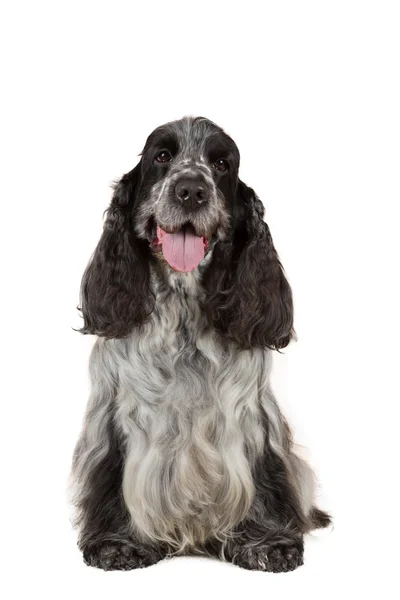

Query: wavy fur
[203,180,294,349]
[79,165,155,338]
[71,116,330,573]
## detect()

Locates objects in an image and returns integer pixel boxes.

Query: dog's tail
[310,506,332,529]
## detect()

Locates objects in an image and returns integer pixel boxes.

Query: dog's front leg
[222,446,307,573]
[70,340,165,571]
[221,389,330,572]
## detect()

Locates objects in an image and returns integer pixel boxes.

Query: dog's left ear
[204,180,294,350]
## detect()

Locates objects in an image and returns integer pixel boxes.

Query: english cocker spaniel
[71,116,330,572]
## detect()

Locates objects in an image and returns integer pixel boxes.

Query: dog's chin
[150,221,214,273]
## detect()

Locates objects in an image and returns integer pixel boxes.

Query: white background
[1,1,399,598]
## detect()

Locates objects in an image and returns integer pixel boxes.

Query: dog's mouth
[152,223,208,273]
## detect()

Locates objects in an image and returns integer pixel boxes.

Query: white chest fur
[111,271,268,550]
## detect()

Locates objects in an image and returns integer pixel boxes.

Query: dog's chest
[113,279,266,548]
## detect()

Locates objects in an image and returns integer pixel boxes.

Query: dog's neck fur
[106,262,267,550]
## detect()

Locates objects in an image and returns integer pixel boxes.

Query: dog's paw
[83,541,161,571]
[231,541,304,573]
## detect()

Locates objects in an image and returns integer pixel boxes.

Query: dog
[71,116,331,572]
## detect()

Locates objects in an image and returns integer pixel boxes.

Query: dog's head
[79,117,294,349]
[135,117,237,272]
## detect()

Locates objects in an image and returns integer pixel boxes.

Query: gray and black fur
[71,116,331,573]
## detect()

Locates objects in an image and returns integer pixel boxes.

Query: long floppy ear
[79,163,154,338]
[203,180,294,350]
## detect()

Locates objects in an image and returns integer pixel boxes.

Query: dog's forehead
[145,117,236,159]
[171,117,219,155]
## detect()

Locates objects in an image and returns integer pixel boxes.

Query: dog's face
[134,118,240,273]
[80,117,294,349]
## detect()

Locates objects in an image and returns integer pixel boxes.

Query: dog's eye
[213,159,228,172]
[155,150,172,163]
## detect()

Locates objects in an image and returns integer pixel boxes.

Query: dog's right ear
[79,162,155,338]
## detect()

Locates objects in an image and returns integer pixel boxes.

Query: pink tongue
[157,226,205,272]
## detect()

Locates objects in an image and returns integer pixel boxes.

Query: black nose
[175,178,209,210]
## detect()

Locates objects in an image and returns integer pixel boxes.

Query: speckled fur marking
[71,116,331,572]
